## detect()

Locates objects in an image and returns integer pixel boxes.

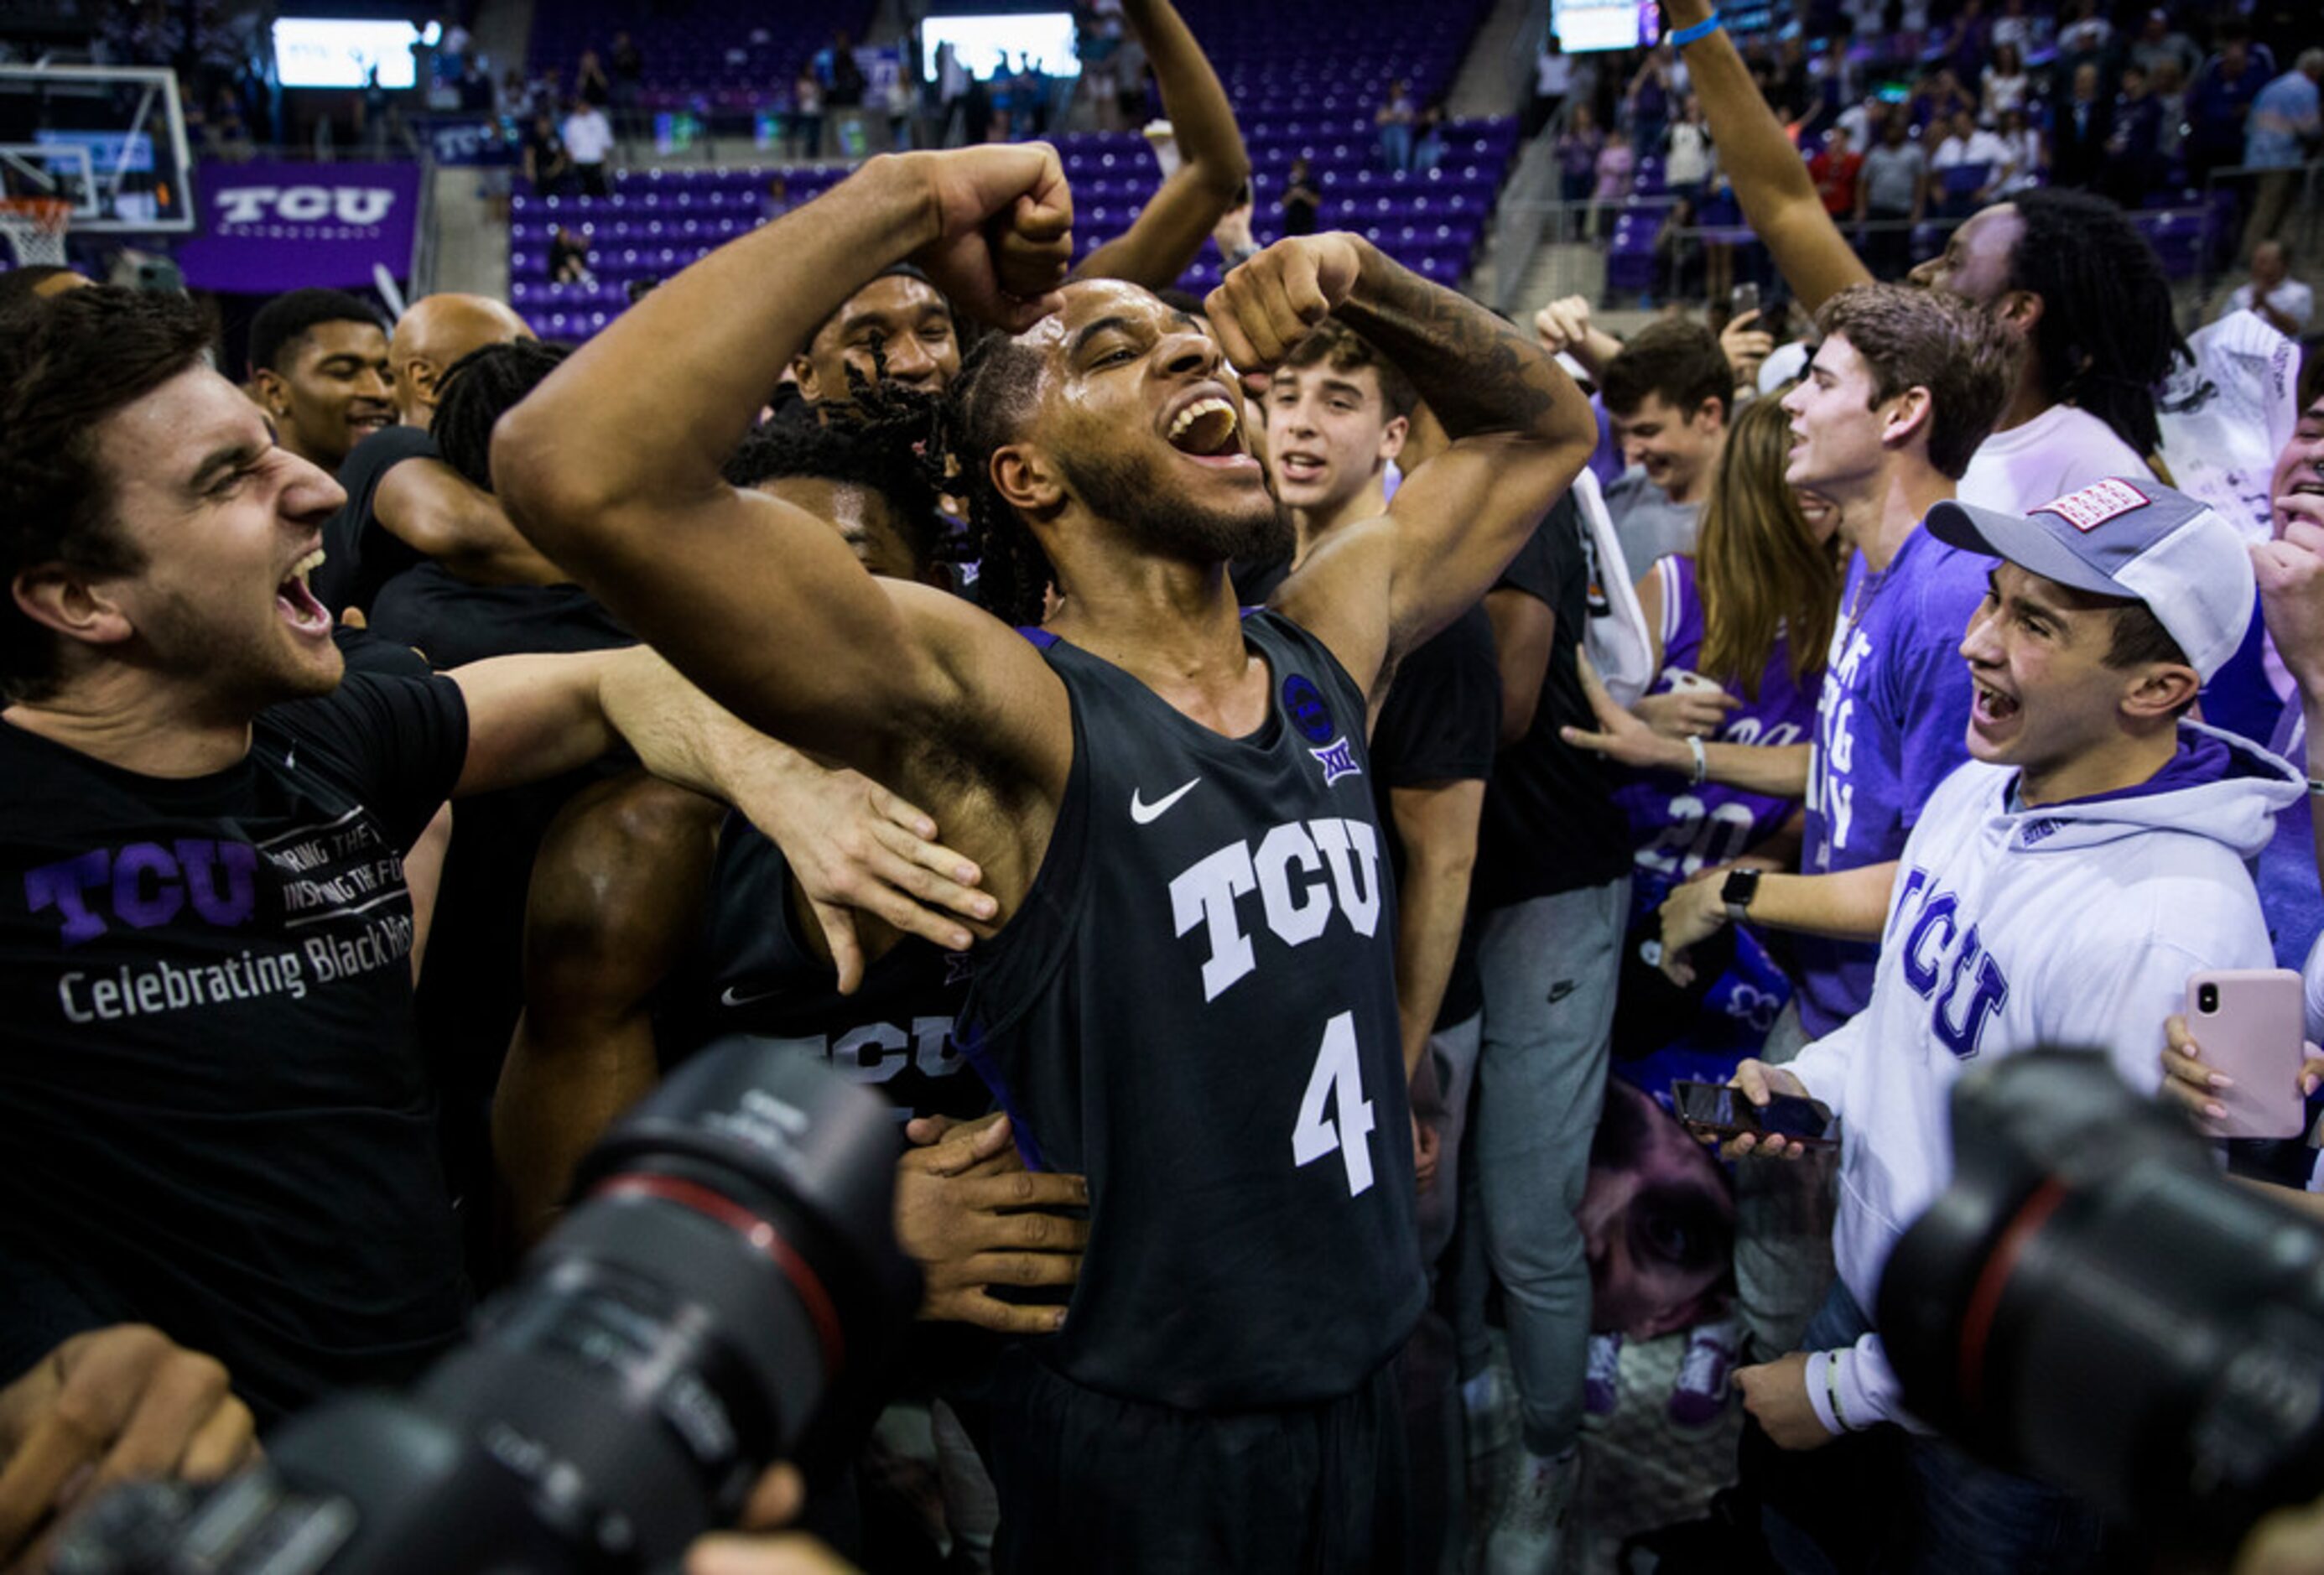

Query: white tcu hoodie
[1786,722,2300,1436]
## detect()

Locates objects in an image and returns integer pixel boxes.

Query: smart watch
[1721,867,1761,927]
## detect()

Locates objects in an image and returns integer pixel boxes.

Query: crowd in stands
[3,0,2324,1572]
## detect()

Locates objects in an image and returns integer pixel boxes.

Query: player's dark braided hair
[430,338,573,493]
[724,366,954,575]
[932,327,1054,627]
[2004,189,2187,463]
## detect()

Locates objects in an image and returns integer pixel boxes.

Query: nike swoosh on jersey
[1130,777,1202,824]
[719,982,787,1008]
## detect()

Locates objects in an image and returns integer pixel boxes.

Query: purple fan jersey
[1614,554,1820,876]
[1795,528,1988,1037]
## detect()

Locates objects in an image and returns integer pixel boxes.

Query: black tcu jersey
[961,610,1425,1411]
[665,819,990,1123]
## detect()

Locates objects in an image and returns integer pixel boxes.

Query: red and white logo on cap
[2033,477,2150,533]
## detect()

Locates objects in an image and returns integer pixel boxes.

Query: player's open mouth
[278,547,332,637]
[1166,393,1246,461]
[1275,450,1327,482]
[1973,678,2019,725]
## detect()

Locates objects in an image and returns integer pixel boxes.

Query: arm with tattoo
[1209,236,1594,684]
[1330,242,1598,658]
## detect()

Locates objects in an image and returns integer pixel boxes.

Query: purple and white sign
[177,161,422,292]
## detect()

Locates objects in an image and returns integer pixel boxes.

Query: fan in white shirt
[1931,113,2010,171]
[561,103,615,166]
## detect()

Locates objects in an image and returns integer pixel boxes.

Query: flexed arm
[490,149,1074,777]
[1208,236,1595,690]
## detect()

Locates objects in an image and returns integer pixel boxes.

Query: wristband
[1824,1349,1853,1432]
[1687,734,1708,785]
[2307,777,2324,797]
[1670,11,1724,45]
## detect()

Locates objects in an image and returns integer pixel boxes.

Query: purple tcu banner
[178,161,422,292]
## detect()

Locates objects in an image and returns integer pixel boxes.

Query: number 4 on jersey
[1293,1011,1376,1195]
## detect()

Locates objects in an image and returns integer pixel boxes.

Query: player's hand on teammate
[2253,502,2324,701]
[2158,1011,2324,1129]
[1732,1351,1839,1451]
[1654,877,1728,987]
[777,772,996,995]
[902,144,1074,330]
[1633,684,1741,741]
[0,1325,258,1572]
[1719,1059,1815,1161]
[1203,234,1366,372]
[893,1112,1089,1335]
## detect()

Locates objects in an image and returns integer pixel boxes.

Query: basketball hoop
[0,196,70,268]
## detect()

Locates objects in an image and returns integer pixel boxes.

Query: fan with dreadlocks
[2001,189,2186,464]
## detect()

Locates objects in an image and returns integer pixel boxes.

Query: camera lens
[51,1042,921,1575]
[1882,1051,2324,1549]
[2198,983,2220,1013]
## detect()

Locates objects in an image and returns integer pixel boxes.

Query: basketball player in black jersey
[495,143,1596,1571]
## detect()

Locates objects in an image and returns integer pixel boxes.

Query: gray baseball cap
[1926,476,2254,680]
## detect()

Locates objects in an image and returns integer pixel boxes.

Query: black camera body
[55,1040,921,1575]
[1880,1048,2324,1547]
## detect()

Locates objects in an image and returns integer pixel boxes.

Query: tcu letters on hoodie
[1786,725,2298,1432]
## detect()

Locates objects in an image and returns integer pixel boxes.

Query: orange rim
[0,196,71,232]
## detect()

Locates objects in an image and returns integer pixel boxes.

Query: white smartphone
[2186,969,2307,1139]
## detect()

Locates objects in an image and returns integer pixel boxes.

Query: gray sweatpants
[1471,876,1630,1458]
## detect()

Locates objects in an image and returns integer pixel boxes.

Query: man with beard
[245,288,396,476]
[492,143,1594,1572]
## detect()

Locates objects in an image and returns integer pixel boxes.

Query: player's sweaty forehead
[1023,279,1186,356]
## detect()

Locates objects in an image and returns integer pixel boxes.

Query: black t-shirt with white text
[0,675,470,1421]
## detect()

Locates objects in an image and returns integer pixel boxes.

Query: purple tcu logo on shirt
[1890,866,2012,1059]
[1282,674,1364,788]
[24,841,258,949]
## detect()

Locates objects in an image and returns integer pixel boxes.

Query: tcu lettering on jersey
[1167,816,1385,1001]
[1887,866,2011,1058]
[742,1016,959,1084]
